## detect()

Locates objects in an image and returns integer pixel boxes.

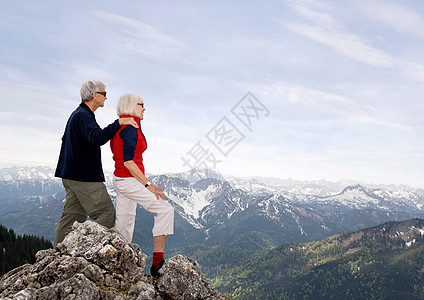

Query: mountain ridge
[2,165,422,194]
[2,166,424,298]
[1,165,424,254]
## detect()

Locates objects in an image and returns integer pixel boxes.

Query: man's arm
[79,113,138,146]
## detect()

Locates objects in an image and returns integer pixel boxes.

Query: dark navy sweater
[55,102,120,182]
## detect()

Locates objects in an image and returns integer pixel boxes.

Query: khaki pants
[113,176,174,243]
[54,179,115,246]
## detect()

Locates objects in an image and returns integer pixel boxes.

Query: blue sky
[0,0,423,188]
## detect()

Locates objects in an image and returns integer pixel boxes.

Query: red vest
[110,115,147,177]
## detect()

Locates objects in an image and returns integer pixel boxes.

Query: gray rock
[157,255,227,300]
[0,221,227,300]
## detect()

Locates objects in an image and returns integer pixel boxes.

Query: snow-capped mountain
[146,175,250,230]
[1,166,424,250]
[149,170,424,245]
[0,166,56,181]
[167,168,226,184]
[0,166,63,215]
[226,176,361,196]
[296,184,424,213]
[227,175,423,197]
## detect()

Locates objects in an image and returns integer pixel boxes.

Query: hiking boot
[150,259,165,277]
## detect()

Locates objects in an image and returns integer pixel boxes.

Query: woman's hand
[147,184,166,200]
[122,161,164,199]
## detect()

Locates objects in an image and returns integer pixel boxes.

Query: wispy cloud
[240,80,373,121]
[286,86,381,123]
[284,0,339,30]
[355,0,424,39]
[0,1,422,187]
[237,79,414,132]
[93,11,186,59]
[39,59,114,81]
[284,22,395,67]
[281,0,424,82]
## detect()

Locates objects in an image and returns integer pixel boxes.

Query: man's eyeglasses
[96,91,107,97]
[137,103,144,107]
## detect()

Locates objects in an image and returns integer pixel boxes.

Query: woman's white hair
[80,80,106,102]
[116,93,143,117]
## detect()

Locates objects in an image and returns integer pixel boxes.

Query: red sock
[152,252,164,268]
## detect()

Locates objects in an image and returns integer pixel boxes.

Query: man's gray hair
[80,80,106,102]
[116,94,143,117]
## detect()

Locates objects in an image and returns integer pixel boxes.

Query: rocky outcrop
[0,221,227,299]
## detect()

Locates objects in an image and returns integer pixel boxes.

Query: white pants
[113,176,174,243]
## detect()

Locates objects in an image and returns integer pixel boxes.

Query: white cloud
[287,86,372,117]
[283,22,395,68]
[284,0,338,29]
[281,0,424,82]
[356,0,424,39]
[237,80,385,125]
[234,79,418,136]
[0,1,422,187]
[40,59,114,81]
[93,11,186,59]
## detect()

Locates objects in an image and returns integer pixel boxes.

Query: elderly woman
[110,93,174,277]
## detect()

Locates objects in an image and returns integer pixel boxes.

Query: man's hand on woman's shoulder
[119,118,139,128]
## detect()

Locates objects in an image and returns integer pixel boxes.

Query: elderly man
[54,80,138,246]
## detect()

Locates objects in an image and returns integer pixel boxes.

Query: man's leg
[54,179,87,247]
[84,182,115,228]
[64,180,115,228]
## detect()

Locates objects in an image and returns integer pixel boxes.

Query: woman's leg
[114,177,174,238]
[153,235,168,252]
[113,177,137,243]
[144,195,174,276]
[145,199,174,238]
[113,176,174,276]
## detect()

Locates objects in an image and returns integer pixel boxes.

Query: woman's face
[136,100,145,120]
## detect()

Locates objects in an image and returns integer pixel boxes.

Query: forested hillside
[174,218,424,299]
[0,224,52,276]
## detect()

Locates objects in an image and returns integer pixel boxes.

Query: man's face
[93,87,107,109]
